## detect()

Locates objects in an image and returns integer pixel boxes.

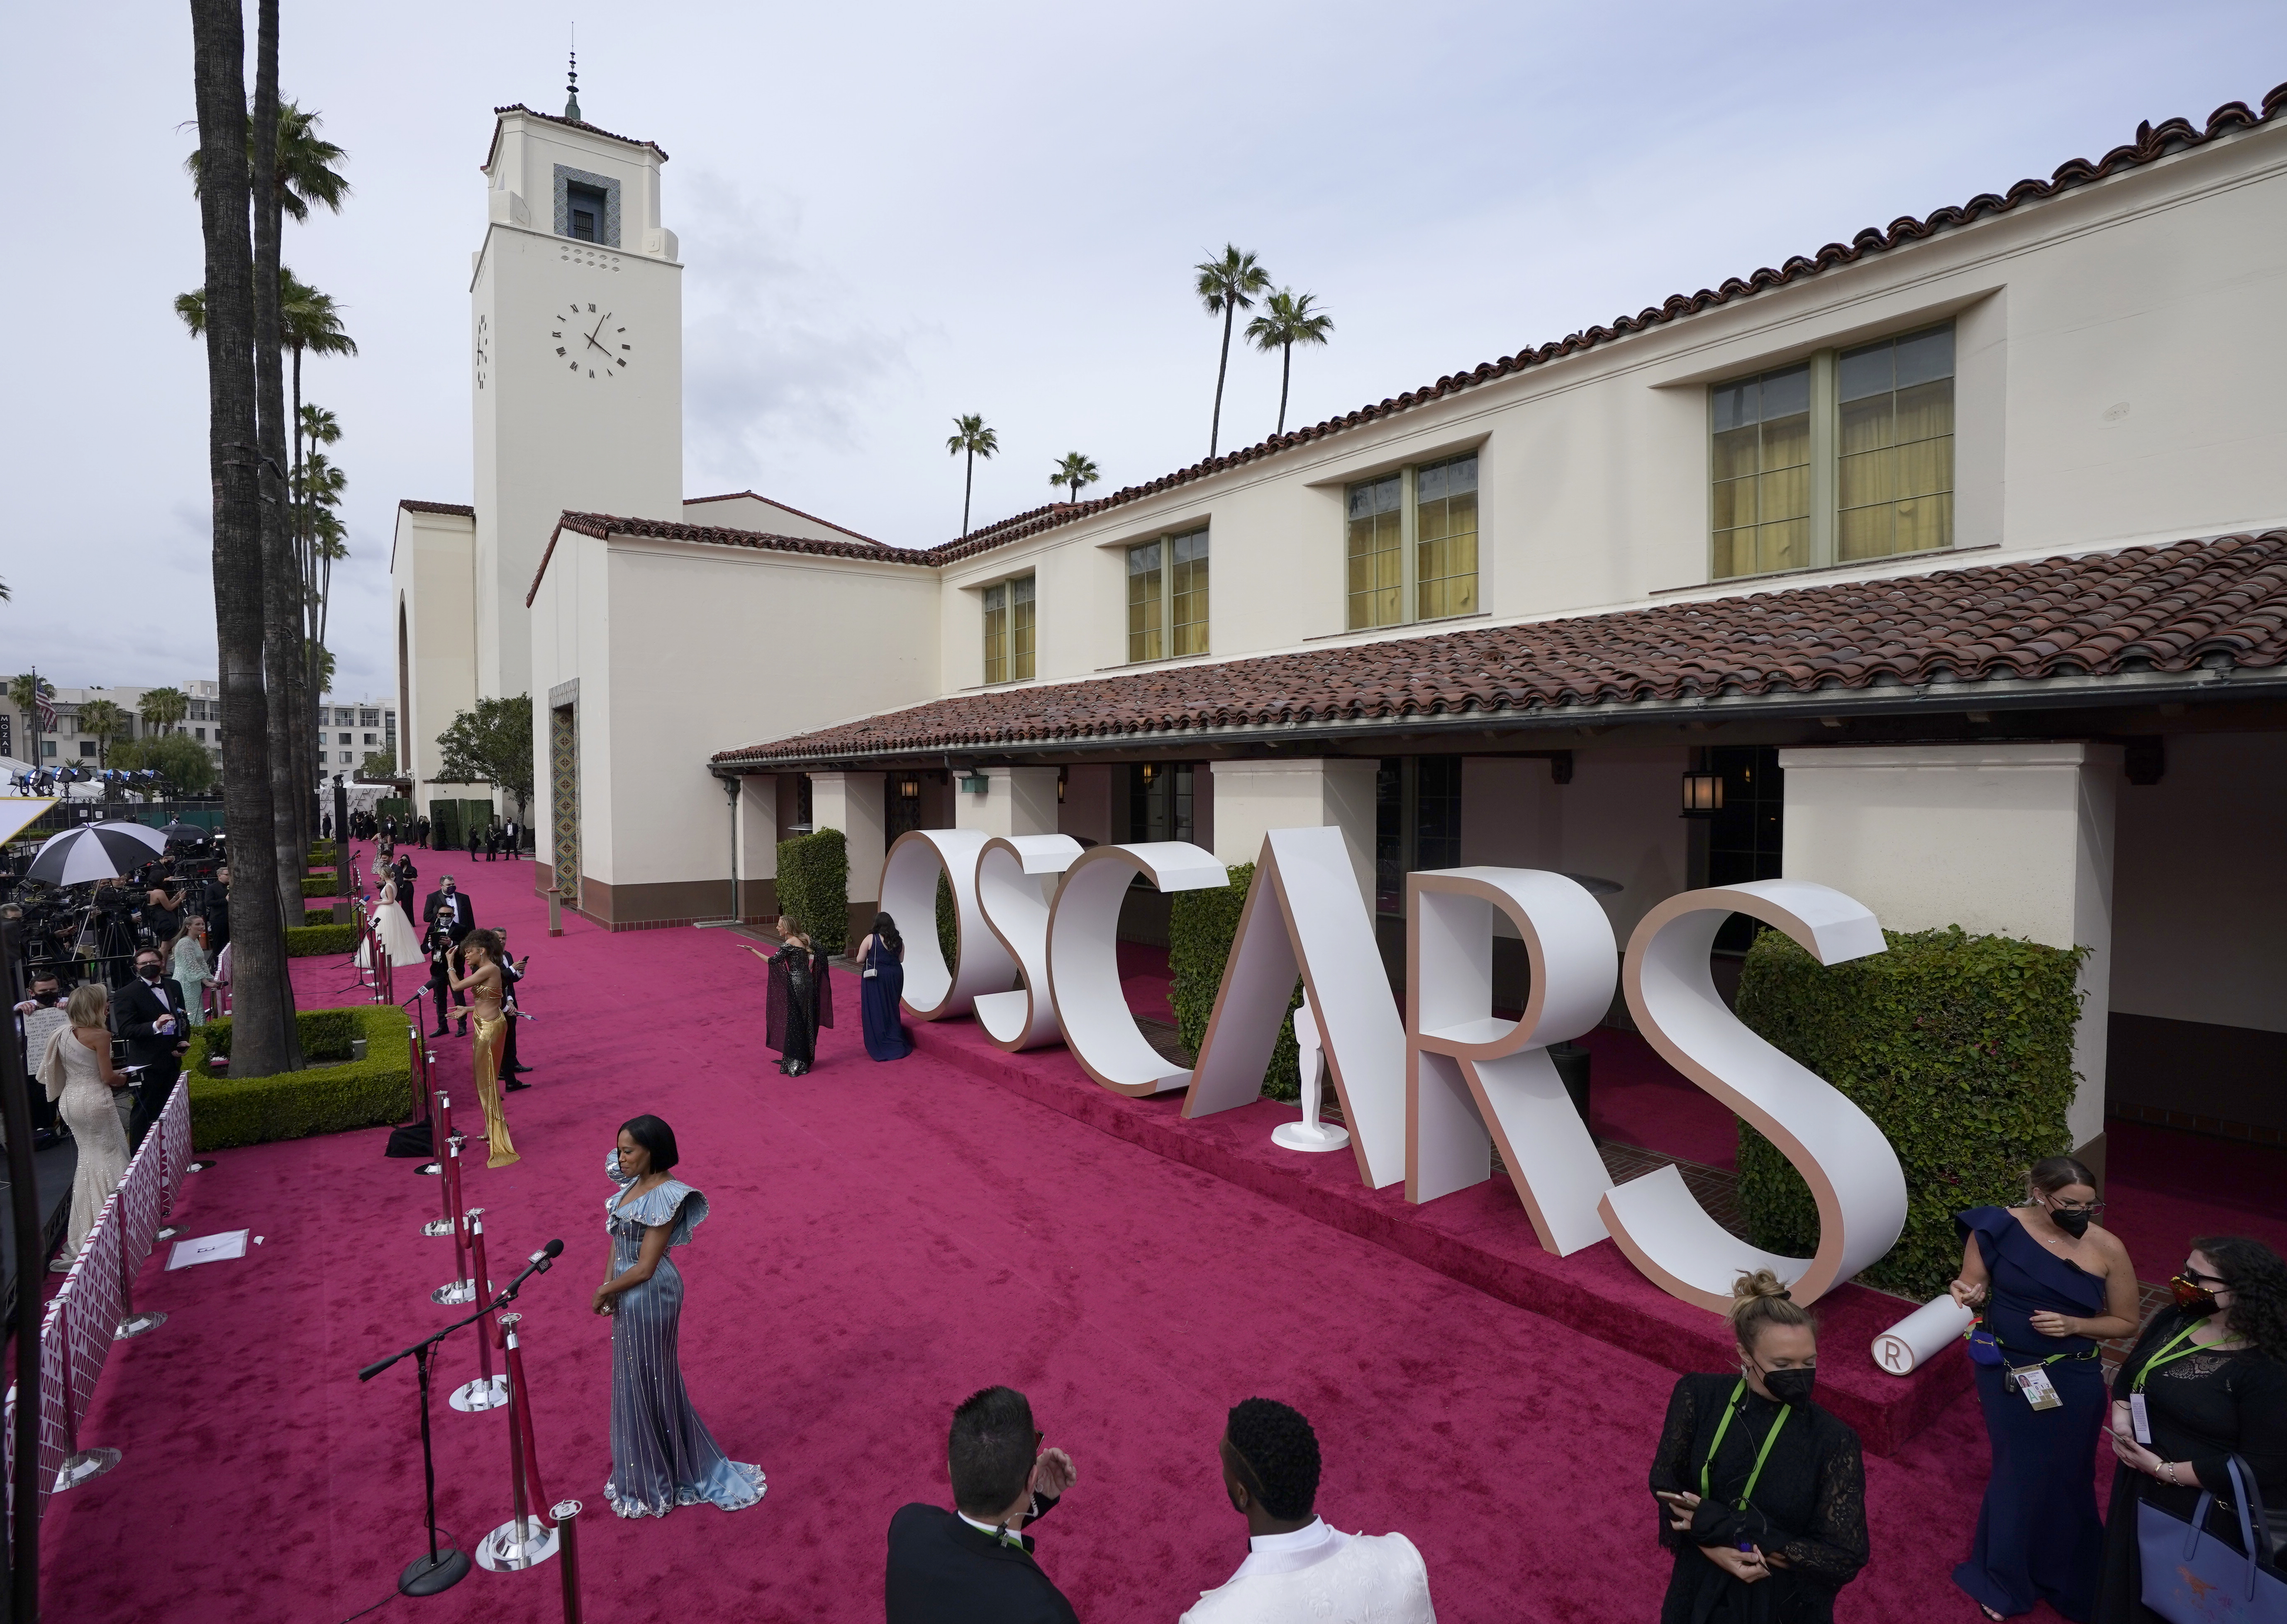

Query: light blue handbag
[2139,1455,2287,1624]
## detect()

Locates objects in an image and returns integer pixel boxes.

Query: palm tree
[1244,289,1335,438]
[946,414,999,536]
[1195,245,1271,459]
[190,0,295,1079]
[139,686,191,735]
[1049,453,1100,505]
[76,700,128,767]
[184,98,351,222]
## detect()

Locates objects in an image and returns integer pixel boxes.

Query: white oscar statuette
[1871,1295,1976,1376]
[1271,994,1350,1153]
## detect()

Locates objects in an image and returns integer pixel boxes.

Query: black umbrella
[24,823,166,886]
[158,821,205,845]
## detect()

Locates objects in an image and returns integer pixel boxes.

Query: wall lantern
[896,777,921,800]
[1679,769,1724,817]
[959,772,990,794]
[1056,769,1068,803]
[1139,763,1157,785]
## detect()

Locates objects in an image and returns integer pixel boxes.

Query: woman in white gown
[39,984,132,1267]
[364,878,427,973]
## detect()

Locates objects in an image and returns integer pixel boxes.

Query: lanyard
[2133,1321,2234,1392]
[1701,1380,1792,1509]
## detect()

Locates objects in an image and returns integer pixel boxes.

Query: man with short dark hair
[885,1385,1080,1624]
[1179,1398,1434,1623]
[116,948,190,1150]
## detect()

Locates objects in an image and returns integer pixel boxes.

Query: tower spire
[564,27,581,122]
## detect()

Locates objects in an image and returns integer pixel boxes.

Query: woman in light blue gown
[595,1114,766,1518]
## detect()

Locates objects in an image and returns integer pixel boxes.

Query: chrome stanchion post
[52,1298,119,1491]
[552,1500,584,1624]
[448,1215,507,1412]
[475,1311,558,1571]
[432,1133,475,1305]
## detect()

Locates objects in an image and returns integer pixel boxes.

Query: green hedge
[300,876,338,898]
[1734,925,2088,1299]
[778,828,849,954]
[1169,862,1302,1101]
[310,841,337,866]
[936,871,957,967]
[304,906,339,926]
[186,1003,414,1149]
[286,923,361,957]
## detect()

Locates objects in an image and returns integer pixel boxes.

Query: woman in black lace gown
[750,919,832,1076]
[1649,1269,1869,1623]
[2094,1235,2287,1623]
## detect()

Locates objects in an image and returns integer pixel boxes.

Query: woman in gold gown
[451,928,519,1167]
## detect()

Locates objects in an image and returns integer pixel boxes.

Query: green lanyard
[1701,1380,1792,1509]
[2133,1322,2234,1392]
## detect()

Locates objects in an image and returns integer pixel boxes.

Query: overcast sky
[5,2,2281,703]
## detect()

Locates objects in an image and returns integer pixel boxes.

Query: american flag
[33,684,56,732]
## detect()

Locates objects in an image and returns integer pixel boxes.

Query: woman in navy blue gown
[853,911,912,1062]
[1949,1156,2142,1620]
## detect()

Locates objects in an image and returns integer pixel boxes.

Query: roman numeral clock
[553,302,633,380]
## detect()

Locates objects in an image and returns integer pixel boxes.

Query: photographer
[142,882,186,959]
[422,878,474,1037]
[14,969,68,1139]
[116,947,190,1150]
[499,928,532,1090]
[203,864,231,955]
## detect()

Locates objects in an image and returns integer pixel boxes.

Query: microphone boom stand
[357,1242,562,1597]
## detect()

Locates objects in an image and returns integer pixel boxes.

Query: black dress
[1650,1373,1869,1623]
[2094,1307,2287,1623]
[765,943,834,1075]
[859,937,911,1062]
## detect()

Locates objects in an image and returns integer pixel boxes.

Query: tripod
[357,1240,563,1596]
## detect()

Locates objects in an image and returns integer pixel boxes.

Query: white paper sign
[166,1230,251,1270]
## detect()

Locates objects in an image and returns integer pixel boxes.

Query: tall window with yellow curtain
[1415,453,1478,620]
[1710,363,1812,579]
[982,575,1035,684]
[1838,327,1954,561]
[1346,474,1403,629]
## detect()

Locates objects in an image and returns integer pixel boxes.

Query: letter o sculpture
[877,828,1017,1020]
[1046,841,1228,1096]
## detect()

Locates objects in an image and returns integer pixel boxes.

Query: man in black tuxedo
[885,1385,1080,1624]
[116,948,191,1149]
[422,877,475,1036]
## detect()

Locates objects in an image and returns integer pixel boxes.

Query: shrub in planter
[300,876,338,898]
[304,906,339,926]
[1734,924,2087,1300]
[286,923,361,957]
[186,1004,414,1149]
[1168,862,1302,1101]
[777,828,849,954]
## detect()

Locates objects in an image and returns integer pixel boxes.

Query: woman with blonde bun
[1649,1269,1868,1622]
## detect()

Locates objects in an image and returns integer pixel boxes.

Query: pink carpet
[20,857,2170,1623]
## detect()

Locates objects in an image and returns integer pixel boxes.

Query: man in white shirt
[1179,1398,1435,1623]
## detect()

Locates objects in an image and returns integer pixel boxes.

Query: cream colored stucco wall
[1459,750,1691,944]
[681,494,881,547]
[922,123,2287,694]
[389,505,478,800]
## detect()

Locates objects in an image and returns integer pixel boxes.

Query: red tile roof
[487,104,668,164]
[710,533,2287,765]
[398,499,475,518]
[526,511,930,606]
[927,83,2287,564]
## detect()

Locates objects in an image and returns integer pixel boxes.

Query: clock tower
[471,92,683,708]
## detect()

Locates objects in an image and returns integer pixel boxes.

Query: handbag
[1965,1315,2004,1367]
[2138,1454,2287,1624]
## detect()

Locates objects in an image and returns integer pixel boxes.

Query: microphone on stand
[496,1238,564,1300]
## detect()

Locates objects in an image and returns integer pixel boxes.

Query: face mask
[2170,1274,2220,1318]
[2048,1204,2092,1239]
[139,964,162,981]
[1758,1364,1816,1407]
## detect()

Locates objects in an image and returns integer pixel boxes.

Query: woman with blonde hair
[172,914,212,1027]
[1649,1269,1869,1622]
[36,983,133,1267]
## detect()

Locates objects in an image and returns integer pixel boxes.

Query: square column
[954,767,1060,838]
[811,772,887,940]
[1209,758,1378,911]
[1777,743,2119,1165]
[734,774,776,921]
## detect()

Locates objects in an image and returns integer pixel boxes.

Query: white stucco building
[396,82,2287,1164]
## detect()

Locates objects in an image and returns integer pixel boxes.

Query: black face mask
[138,964,162,981]
[1753,1363,1816,1407]
[2048,1204,2093,1239]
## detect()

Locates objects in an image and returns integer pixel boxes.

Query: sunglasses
[2180,1267,2229,1286]
[2048,1198,2107,1215]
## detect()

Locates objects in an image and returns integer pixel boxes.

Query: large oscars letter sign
[1046,842,1228,1096]
[1601,880,1906,1310]
[973,835,1084,1050]
[880,829,1017,1020]
[1183,827,1407,1190]
[1405,869,1618,1255]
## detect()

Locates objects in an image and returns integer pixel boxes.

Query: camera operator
[141,881,187,959]
[203,864,231,955]
[14,969,68,1140]
[498,926,532,1091]
[116,947,189,1150]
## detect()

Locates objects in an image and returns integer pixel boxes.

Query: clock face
[552,301,633,381]
[474,314,490,390]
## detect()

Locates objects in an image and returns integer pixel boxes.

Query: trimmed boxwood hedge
[1734,925,2087,1299]
[777,828,849,954]
[186,1003,414,1149]
[304,906,339,926]
[300,876,339,898]
[1169,862,1303,1101]
[286,923,361,957]
[935,870,957,967]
